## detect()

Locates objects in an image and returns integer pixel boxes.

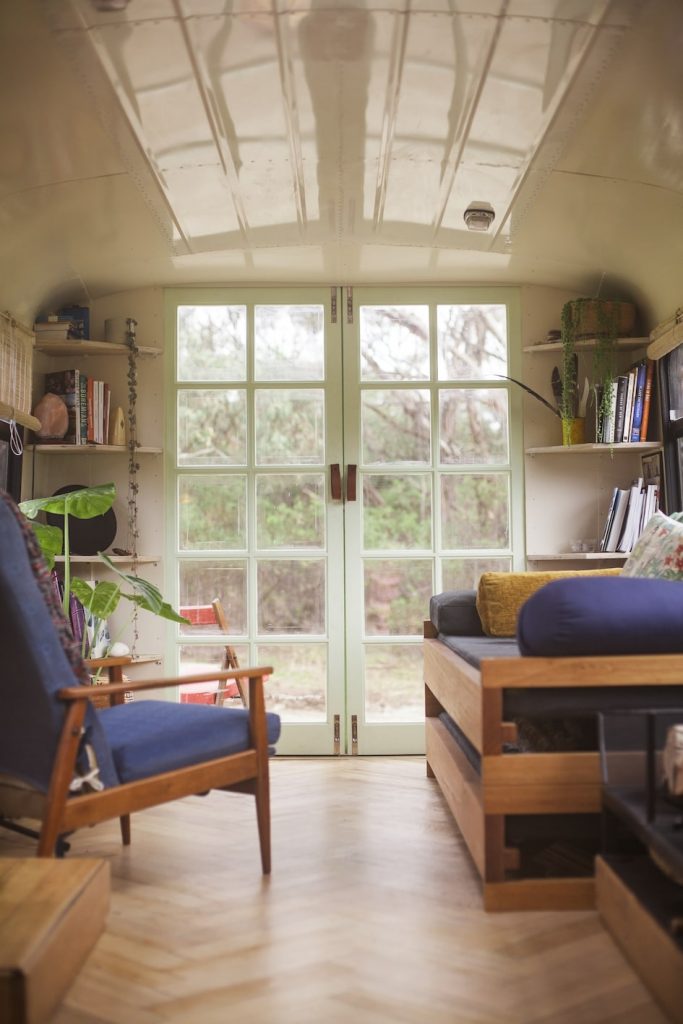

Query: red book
[639,359,655,441]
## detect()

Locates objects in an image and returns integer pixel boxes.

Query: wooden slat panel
[426,717,484,877]
[596,857,683,1024]
[424,639,482,751]
[483,751,600,786]
[484,877,595,912]
[483,782,600,814]
[481,654,683,689]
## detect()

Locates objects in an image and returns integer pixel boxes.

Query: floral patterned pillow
[622,511,683,579]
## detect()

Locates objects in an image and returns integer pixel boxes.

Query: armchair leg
[120,815,131,846]
[254,770,271,875]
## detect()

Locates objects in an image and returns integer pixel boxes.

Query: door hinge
[330,287,338,324]
[351,714,358,754]
[333,714,341,755]
[346,287,353,325]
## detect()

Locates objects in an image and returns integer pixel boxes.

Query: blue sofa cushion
[517,576,683,657]
[430,591,485,636]
[98,701,281,784]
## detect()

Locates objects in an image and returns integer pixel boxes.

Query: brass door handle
[331,463,342,501]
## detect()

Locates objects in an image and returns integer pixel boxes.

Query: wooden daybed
[424,581,683,912]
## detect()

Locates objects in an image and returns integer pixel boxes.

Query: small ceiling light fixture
[90,0,130,10]
[463,201,495,232]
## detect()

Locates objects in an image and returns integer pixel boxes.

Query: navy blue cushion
[517,576,683,657]
[98,701,281,783]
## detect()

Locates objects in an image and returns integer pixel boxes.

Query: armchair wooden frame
[38,665,274,872]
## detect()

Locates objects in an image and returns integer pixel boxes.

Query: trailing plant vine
[125,317,140,651]
[561,298,620,436]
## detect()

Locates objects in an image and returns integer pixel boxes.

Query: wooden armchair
[0,491,280,870]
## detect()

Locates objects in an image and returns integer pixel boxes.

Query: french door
[166,287,522,754]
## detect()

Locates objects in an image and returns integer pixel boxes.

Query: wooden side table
[0,858,109,1024]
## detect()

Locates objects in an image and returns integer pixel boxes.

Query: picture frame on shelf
[641,449,665,512]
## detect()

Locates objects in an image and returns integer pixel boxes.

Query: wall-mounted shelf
[31,444,162,454]
[527,552,628,562]
[34,340,162,358]
[55,554,160,565]
[523,337,649,354]
[526,442,661,455]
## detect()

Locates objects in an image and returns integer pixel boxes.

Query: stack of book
[599,476,659,553]
[33,318,78,342]
[597,358,655,444]
[43,369,111,445]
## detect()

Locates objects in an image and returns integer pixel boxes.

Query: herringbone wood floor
[0,758,670,1023]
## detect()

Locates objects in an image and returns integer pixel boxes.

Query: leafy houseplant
[560,298,624,443]
[19,482,187,658]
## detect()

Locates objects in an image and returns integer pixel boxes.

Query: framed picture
[0,421,23,501]
[641,449,665,512]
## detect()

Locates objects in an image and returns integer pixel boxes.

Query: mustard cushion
[476,568,622,637]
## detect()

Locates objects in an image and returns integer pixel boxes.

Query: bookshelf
[34,340,162,358]
[32,444,162,454]
[522,301,659,567]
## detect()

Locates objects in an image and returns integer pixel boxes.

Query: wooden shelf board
[523,337,649,353]
[526,442,661,455]
[55,554,160,564]
[527,552,628,562]
[31,444,162,454]
[34,340,161,357]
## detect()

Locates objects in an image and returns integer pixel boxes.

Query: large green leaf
[29,522,63,570]
[99,551,190,624]
[120,592,189,624]
[20,482,116,521]
[70,578,122,619]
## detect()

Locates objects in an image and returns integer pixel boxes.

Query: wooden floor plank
[0,758,669,1024]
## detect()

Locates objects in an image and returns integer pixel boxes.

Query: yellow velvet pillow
[476,568,622,638]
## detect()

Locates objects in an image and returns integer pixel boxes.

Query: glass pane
[178,644,250,703]
[363,474,432,550]
[256,643,326,722]
[255,389,325,465]
[361,389,431,464]
[178,389,246,466]
[177,305,246,381]
[178,475,247,550]
[440,474,510,549]
[254,305,324,381]
[256,474,325,549]
[178,560,247,635]
[360,305,430,380]
[364,558,432,636]
[437,304,507,380]
[439,388,509,465]
[365,643,424,723]
[441,557,512,590]
[258,559,325,634]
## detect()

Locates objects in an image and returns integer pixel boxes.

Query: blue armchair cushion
[517,576,683,657]
[98,701,281,784]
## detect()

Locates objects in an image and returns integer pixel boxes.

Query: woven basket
[0,315,33,417]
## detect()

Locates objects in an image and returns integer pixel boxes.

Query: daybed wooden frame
[424,621,683,912]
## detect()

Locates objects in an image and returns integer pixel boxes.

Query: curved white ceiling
[1,0,682,324]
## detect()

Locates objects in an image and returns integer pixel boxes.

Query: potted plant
[19,482,186,659]
[560,298,633,444]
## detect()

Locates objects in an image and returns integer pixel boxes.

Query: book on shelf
[43,369,110,445]
[601,487,630,552]
[639,358,655,441]
[599,476,660,554]
[621,367,637,443]
[629,360,648,441]
[612,375,629,444]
